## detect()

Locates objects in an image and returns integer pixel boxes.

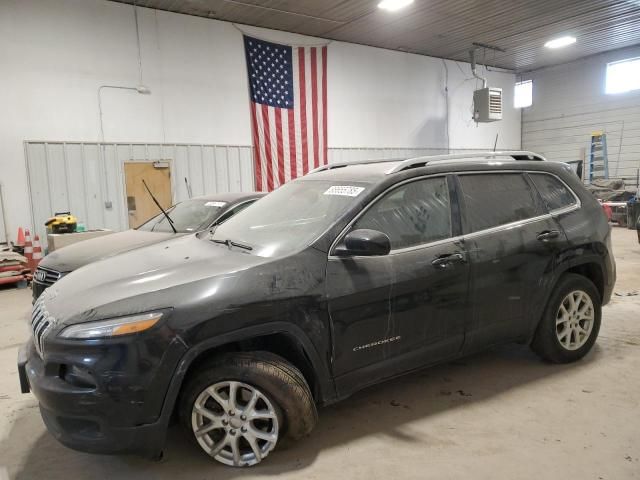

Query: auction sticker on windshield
[205,201,227,207]
[323,186,365,197]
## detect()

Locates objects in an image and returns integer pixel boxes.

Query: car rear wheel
[531,273,601,363]
[178,351,317,467]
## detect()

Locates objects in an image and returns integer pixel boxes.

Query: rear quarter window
[458,173,542,233]
[528,173,577,212]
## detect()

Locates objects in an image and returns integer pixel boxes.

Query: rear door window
[352,176,451,250]
[458,173,542,233]
[528,173,577,212]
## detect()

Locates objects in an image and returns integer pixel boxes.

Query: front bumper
[18,329,187,457]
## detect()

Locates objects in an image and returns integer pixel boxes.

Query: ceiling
[113,0,640,72]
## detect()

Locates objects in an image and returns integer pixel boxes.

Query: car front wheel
[178,351,317,467]
[531,273,602,363]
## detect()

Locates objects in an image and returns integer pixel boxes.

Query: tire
[531,273,601,363]
[178,351,317,467]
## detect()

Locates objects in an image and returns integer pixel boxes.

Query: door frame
[120,159,175,229]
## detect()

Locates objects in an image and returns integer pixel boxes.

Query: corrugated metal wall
[25,142,255,245]
[25,141,489,247]
[521,51,640,186]
[522,100,640,184]
[328,147,487,163]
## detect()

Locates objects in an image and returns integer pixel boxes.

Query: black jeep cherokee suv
[18,151,615,467]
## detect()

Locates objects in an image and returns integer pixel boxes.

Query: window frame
[605,56,640,95]
[329,174,459,257]
[514,79,533,108]
[456,171,545,235]
[526,172,580,215]
[328,169,581,258]
[455,170,581,238]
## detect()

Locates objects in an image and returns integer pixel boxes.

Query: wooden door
[124,162,172,228]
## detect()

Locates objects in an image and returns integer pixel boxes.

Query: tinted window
[210,180,370,258]
[458,173,540,232]
[529,173,577,212]
[353,177,451,250]
[137,199,226,233]
[213,200,256,226]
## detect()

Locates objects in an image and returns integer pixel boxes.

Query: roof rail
[308,150,546,175]
[385,150,546,174]
[308,157,403,174]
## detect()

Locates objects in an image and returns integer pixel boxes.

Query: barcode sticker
[323,186,365,197]
[205,201,227,207]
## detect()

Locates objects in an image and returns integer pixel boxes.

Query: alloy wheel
[191,380,279,467]
[555,290,595,351]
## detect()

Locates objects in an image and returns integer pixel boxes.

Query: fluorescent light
[378,0,414,12]
[544,36,576,49]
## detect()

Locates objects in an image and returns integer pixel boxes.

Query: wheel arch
[562,261,604,302]
[160,322,336,427]
[528,258,605,344]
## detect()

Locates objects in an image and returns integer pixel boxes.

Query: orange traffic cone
[32,235,43,270]
[16,227,26,247]
[23,229,33,273]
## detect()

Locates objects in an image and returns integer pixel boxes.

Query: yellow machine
[45,212,78,234]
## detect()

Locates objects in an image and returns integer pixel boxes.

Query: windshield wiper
[142,179,177,234]
[211,238,253,251]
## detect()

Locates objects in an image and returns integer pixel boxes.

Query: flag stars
[245,38,294,108]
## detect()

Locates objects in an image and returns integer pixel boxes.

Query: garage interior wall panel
[522,45,640,185]
[25,142,254,245]
[1,0,520,240]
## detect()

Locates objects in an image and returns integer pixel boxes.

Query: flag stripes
[244,36,327,191]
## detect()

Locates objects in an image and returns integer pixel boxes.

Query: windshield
[209,180,370,257]
[138,199,227,233]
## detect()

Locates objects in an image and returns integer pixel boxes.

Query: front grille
[33,267,62,287]
[31,296,56,358]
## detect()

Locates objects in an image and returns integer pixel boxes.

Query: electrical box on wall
[473,87,503,122]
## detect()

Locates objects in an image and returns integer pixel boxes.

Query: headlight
[58,312,163,339]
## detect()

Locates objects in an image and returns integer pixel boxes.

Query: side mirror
[337,229,391,256]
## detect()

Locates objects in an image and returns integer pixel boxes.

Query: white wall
[0,0,520,240]
[522,45,640,184]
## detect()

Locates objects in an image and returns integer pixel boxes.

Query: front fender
[157,321,336,431]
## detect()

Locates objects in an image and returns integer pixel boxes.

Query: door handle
[432,253,466,269]
[536,230,560,242]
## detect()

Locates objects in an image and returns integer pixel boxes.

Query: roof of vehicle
[193,191,266,204]
[304,151,556,183]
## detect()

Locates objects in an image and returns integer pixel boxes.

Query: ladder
[589,131,609,182]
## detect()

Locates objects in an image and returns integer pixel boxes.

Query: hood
[40,229,177,272]
[42,233,271,325]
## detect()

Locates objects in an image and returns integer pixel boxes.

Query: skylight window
[606,57,640,94]
[514,80,533,108]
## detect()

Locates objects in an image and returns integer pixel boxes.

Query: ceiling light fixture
[544,36,576,49]
[378,0,414,12]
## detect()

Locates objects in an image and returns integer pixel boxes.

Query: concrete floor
[0,228,638,480]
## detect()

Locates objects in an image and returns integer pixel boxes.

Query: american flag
[243,35,327,191]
